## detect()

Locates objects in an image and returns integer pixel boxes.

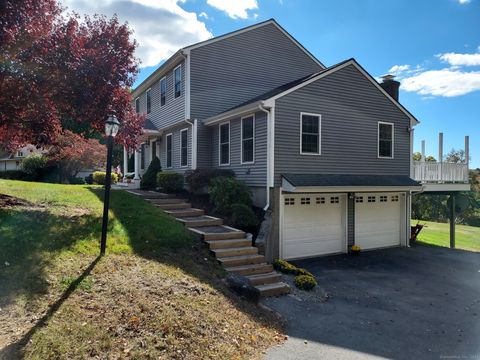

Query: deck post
[449,193,455,249]
[438,133,443,182]
[465,136,470,182]
[421,140,426,161]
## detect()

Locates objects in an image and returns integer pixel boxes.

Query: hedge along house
[127,19,470,261]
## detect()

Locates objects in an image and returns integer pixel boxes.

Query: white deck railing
[412,161,469,183]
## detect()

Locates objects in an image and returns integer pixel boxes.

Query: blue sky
[66,0,479,167]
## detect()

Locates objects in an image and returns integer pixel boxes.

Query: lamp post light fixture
[100,115,120,256]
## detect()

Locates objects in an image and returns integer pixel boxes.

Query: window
[135,97,140,114]
[219,122,230,165]
[140,144,145,169]
[285,198,295,205]
[368,196,376,203]
[391,195,399,202]
[166,134,172,168]
[378,122,394,158]
[146,89,151,114]
[16,151,24,157]
[330,196,339,204]
[174,66,182,98]
[160,77,166,106]
[241,115,255,163]
[180,129,188,167]
[355,196,364,203]
[300,113,321,154]
[301,197,310,205]
[380,195,388,202]
[316,197,325,204]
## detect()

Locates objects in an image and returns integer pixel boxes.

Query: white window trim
[241,114,255,165]
[134,97,140,114]
[145,88,152,114]
[160,76,167,107]
[173,64,182,99]
[299,112,322,155]
[218,121,230,166]
[180,128,188,167]
[378,121,394,159]
[165,133,173,168]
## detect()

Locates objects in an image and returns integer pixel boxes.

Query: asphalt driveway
[263,245,480,360]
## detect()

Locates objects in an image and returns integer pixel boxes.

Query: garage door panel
[282,194,345,260]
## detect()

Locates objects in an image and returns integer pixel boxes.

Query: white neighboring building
[0,144,44,171]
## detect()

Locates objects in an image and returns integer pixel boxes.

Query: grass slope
[0,180,283,359]
[413,219,480,252]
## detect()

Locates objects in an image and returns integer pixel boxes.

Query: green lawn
[413,219,480,252]
[0,180,282,359]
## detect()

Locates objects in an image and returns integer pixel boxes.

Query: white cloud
[458,0,471,4]
[438,52,480,66]
[388,64,410,75]
[199,11,209,19]
[401,68,480,97]
[62,0,212,67]
[206,0,258,19]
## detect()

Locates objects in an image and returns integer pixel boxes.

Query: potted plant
[350,245,361,255]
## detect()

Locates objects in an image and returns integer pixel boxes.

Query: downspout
[258,103,271,211]
[184,118,197,170]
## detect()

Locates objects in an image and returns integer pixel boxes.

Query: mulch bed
[0,194,37,208]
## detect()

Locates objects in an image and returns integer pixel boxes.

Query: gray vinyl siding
[274,64,411,186]
[190,22,323,168]
[210,111,267,187]
[348,195,354,246]
[160,124,192,174]
[136,61,185,130]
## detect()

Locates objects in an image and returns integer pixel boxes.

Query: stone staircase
[128,190,290,297]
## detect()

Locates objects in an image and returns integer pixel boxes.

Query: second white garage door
[282,194,346,260]
[355,192,404,250]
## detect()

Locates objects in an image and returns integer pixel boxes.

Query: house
[0,144,43,171]
[126,19,470,261]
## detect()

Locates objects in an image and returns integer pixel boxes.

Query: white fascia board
[203,101,264,126]
[421,183,470,192]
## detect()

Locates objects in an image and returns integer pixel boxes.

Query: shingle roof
[282,174,421,188]
[144,118,158,131]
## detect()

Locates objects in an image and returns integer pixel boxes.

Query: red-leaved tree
[0,0,144,152]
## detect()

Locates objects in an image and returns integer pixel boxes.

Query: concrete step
[156,202,191,210]
[206,238,251,250]
[148,198,186,205]
[164,208,204,217]
[177,215,223,227]
[127,190,170,199]
[255,282,291,297]
[188,225,245,240]
[225,263,274,276]
[212,246,258,258]
[246,272,283,286]
[217,254,264,267]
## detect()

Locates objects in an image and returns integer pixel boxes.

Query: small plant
[294,274,317,291]
[92,171,119,185]
[0,170,28,180]
[157,172,184,193]
[230,203,259,230]
[209,177,252,215]
[185,168,235,193]
[21,154,47,180]
[295,268,314,277]
[69,177,85,185]
[350,245,361,255]
[273,259,298,274]
[140,156,162,189]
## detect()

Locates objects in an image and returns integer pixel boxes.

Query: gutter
[258,102,271,211]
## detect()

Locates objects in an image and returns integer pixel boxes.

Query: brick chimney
[380,74,400,101]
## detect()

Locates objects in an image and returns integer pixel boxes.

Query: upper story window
[146,88,151,114]
[166,133,172,168]
[180,128,188,167]
[300,113,321,155]
[160,77,166,106]
[16,151,24,157]
[219,122,230,165]
[241,115,255,164]
[135,97,140,114]
[378,122,394,158]
[174,65,182,98]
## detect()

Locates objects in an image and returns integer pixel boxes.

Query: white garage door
[355,192,403,250]
[282,194,346,260]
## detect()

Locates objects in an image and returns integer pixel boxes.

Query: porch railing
[412,161,469,183]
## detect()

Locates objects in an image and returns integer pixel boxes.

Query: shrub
[273,259,297,275]
[230,203,259,229]
[21,154,47,179]
[185,168,235,193]
[157,172,183,193]
[294,274,317,291]
[69,177,85,185]
[296,268,314,277]
[85,174,93,184]
[0,170,28,180]
[209,177,252,215]
[140,156,162,190]
[92,171,119,185]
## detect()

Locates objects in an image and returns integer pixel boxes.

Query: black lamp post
[100,115,120,256]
